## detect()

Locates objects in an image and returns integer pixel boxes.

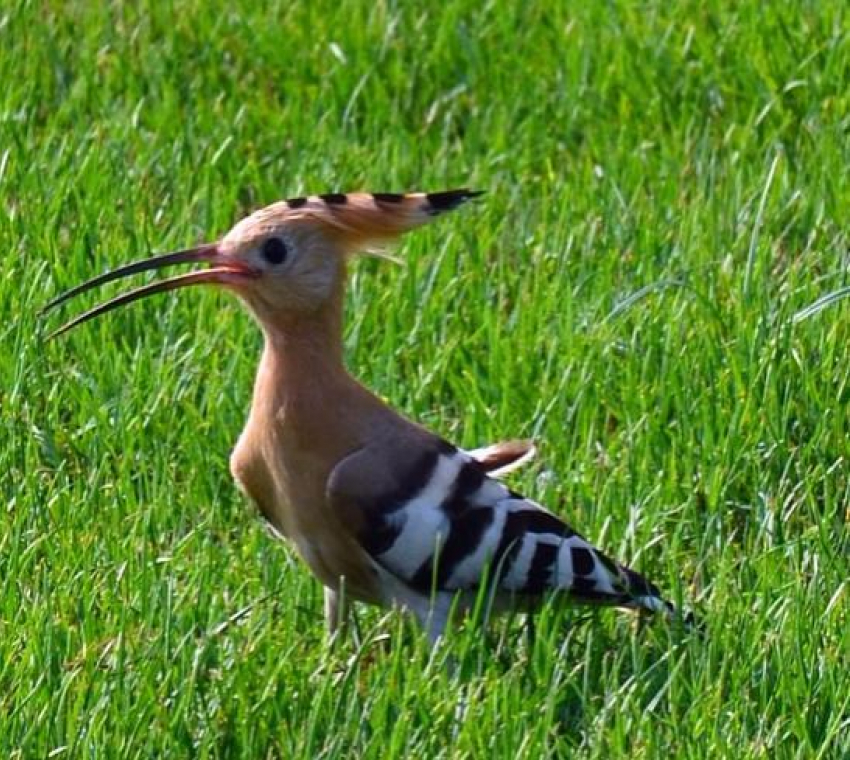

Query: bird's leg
[525,614,537,648]
[324,584,350,638]
[421,593,453,648]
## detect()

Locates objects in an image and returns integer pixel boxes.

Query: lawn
[2,1,848,757]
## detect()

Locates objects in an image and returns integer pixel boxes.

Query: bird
[44,189,686,643]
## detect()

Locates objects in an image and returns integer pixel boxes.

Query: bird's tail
[560,537,691,624]
[595,550,696,627]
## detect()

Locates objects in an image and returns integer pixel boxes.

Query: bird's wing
[466,439,536,478]
[327,436,673,615]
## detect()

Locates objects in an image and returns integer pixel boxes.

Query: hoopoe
[45,189,686,643]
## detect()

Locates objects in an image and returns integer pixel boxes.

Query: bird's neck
[244,264,399,473]
[258,297,347,404]
[250,287,388,452]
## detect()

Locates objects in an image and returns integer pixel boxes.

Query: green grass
[2,0,849,757]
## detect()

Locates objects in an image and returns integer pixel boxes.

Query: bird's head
[44,189,483,337]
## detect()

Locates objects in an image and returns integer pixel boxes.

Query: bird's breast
[230,425,382,604]
[230,426,294,537]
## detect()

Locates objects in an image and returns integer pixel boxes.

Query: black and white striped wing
[335,440,672,614]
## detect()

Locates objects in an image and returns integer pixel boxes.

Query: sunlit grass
[2,1,848,757]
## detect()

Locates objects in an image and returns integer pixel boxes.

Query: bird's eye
[260,237,289,265]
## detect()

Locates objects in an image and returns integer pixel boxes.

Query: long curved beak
[42,243,259,339]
